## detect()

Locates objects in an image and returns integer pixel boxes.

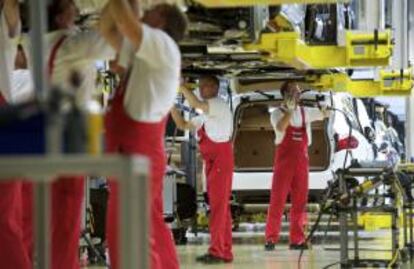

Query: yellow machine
[244,30,393,70]
[306,68,413,97]
[193,0,349,8]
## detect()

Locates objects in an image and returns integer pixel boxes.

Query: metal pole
[33,179,50,269]
[29,0,48,100]
[120,159,149,269]
[356,0,385,31]
[352,198,359,262]
[406,0,414,161]
[391,0,409,70]
[30,0,50,267]
[338,171,349,268]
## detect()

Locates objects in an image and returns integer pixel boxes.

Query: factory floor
[87,230,414,269]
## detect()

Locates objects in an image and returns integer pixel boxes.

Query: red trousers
[0,177,84,269]
[198,127,234,261]
[105,84,178,269]
[0,181,32,269]
[105,130,179,269]
[51,176,85,269]
[265,108,309,245]
[0,98,34,268]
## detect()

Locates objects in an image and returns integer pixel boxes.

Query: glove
[285,97,296,113]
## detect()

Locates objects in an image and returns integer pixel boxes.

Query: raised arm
[170,106,194,131]
[109,0,143,51]
[181,86,209,113]
[276,110,293,132]
[3,0,20,38]
[99,3,122,51]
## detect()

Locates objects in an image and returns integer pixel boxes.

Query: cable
[387,249,400,269]
[297,181,336,269]
[297,97,355,269]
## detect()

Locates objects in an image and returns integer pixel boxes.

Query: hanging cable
[297,95,355,269]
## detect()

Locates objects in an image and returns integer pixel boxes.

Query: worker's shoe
[264,241,276,251]
[196,253,232,264]
[289,243,309,250]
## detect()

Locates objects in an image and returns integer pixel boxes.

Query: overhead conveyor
[306,68,414,97]
[193,0,349,8]
[243,30,393,70]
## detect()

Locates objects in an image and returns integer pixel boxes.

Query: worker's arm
[99,3,122,51]
[3,0,20,38]
[170,106,195,131]
[181,87,209,113]
[276,110,293,132]
[109,0,143,51]
[275,97,295,132]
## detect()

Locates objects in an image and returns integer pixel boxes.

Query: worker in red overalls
[22,0,115,268]
[0,0,33,268]
[264,81,329,251]
[99,0,187,268]
[171,75,234,264]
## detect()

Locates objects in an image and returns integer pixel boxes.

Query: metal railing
[0,154,149,269]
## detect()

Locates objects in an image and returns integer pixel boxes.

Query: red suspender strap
[48,35,67,78]
[300,106,306,129]
[0,93,7,106]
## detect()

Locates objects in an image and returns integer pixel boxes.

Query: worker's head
[280,81,301,103]
[48,0,79,31]
[199,76,220,100]
[142,3,188,43]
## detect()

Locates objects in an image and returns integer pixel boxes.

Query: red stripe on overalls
[105,71,179,269]
[197,125,234,261]
[265,106,309,244]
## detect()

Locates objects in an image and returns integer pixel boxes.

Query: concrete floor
[87,231,414,268]
[178,244,337,269]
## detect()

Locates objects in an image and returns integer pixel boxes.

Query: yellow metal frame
[306,69,413,97]
[244,30,393,70]
[193,0,349,7]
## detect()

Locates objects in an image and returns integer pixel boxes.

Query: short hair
[159,4,188,43]
[280,81,299,97]
[200,75,220,89]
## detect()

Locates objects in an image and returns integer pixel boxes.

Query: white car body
[227,91,376,202]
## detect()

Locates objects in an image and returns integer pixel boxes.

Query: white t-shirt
[270,106,324,145]
[10,69,34,104]
[119,24,181,122]
[23,28,115,107]
[191,97,233,143]
[0,10,19,102]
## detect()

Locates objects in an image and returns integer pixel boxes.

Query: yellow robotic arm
[244,30,393,70]
[307,69,413,97]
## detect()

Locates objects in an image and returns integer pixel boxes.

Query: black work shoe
[289,243,309,250]
[195,253,232,264]
[264,241,276,251]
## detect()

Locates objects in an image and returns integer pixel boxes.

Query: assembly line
[0,0,413,269]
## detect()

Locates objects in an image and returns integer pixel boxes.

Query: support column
[355,0,385,31]
[395,0,413,160]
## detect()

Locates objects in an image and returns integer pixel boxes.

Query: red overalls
[0,73,32,268]
[48,35,86,269]
[265,107,309,245]
[105,75,178,269]
[198,126,234,261]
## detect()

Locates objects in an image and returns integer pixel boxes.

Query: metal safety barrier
[0,154,149,269]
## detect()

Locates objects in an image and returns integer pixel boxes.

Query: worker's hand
[285,97,296,113]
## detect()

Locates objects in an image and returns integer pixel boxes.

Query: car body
[228,89,375,205]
